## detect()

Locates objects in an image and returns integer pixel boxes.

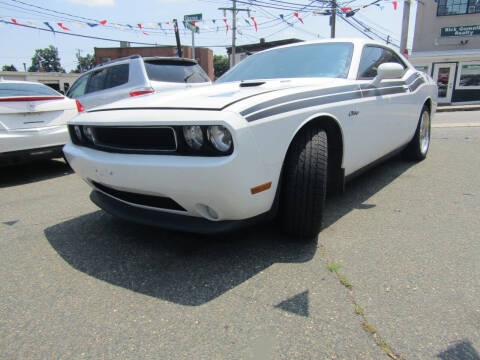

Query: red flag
[223,18,229,33]
[393,1,398,10]
[341,7,352,12]
[11,18,25,26]
[250,16,257,31]
[137,23,148,35]
[57,22,71,30]
[294,12,304,24]
[99,20,107,25]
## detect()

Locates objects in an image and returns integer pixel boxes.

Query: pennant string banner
[57,22,71,30]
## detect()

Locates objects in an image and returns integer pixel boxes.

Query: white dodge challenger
[63,39,437,238]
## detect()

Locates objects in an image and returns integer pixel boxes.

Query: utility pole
[330,0,336,38]
[218,4,251,67]
[400,0,410,55]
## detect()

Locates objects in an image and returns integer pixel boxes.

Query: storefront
[410,50,480,104]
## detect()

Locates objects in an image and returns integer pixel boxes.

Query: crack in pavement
[317,243,404,360]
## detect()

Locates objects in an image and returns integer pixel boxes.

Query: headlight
[207,126,232,153]
[74,125,82,140]
[183,125,204,150]
[83,126,95,143]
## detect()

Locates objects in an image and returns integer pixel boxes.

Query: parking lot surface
[1,112,479,359]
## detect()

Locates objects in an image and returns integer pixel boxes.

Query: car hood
[88,78,359,112]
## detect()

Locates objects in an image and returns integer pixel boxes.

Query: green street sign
[441,25,480,37]
[184,13,201,33]
[186,22,199,33]
[184,13,202,21]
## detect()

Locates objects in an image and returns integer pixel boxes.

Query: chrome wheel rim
[419,111,430,155]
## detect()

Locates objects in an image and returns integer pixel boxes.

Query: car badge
[27,103,36,112]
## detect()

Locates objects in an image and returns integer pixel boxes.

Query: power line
[1,20,159,45]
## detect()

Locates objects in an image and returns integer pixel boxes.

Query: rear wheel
[403,106,431,161]
[280,125,328,239]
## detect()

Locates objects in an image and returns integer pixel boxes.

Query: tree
[72,53,96,73]
[2,64,17,71]
[28,45,65,73]
[213,55,229,79]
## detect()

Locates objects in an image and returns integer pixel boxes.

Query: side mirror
[370,63,404,87]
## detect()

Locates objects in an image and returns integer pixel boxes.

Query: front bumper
[0,125,68,153]
[63,127,280,224]
[90,190,274,234]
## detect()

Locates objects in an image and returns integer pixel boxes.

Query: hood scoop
[239,81,266,87]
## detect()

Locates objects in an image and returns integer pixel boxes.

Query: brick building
[94,46,214,81]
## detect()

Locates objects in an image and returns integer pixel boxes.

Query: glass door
[432,63,456,104]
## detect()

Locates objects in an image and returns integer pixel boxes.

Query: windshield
[217,42,354,83]
[144,60,210,83]
[0,83,60,97]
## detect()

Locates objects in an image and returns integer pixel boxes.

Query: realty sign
[441,25,480,37]
[184,13,202,33]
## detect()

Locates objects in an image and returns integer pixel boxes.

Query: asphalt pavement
[1,111,479,359]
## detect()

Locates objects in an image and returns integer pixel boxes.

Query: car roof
[86,55,198,74]
[250,38,395,55]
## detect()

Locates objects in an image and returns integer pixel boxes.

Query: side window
[85,64,129,94]
[67,74,89,98]
[358,46,406,80]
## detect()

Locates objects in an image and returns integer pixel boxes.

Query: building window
[456,62,480,89]
[437,0,480,16]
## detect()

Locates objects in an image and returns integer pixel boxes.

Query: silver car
[66,55,212,110]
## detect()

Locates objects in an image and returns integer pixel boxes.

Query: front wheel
[403,106,431,161]
[280,125,328,239]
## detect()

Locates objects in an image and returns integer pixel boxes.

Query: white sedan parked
[64,39,437,238]
[0,80,80,166]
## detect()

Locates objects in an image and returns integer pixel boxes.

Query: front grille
[69,126,177,154]
[91,181,186,212]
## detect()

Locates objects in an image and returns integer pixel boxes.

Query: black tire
[403,105,431,161]
[280,125,328,239]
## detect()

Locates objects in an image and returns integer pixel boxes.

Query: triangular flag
[99,20,107,25]
[294,12,304,24]
[393,1,398,10]
[250,16,257,31]
[11,18,26,26]
[73,22,85,28]
[223,18,229,33]
[44,21,55,33]
[244,18,250,25]
[87,22,98,27]
[137,23,148,35]
[341,7,352,12]
[57,22,71,30]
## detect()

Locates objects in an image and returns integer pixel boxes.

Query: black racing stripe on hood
[240,85,360,117]
[246,91,364,122]
[219,88,290,110]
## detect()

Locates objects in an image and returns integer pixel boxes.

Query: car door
[350,45,412,170]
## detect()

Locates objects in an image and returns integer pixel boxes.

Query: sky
[0,0,417,72]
